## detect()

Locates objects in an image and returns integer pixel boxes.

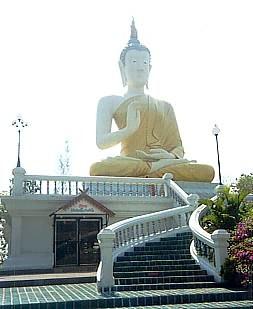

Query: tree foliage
[201,185,249,233]
[237,173,253,193]
[58,140,71,175]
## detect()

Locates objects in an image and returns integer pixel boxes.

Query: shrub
[200,185,249,233]
[222,218,253,288]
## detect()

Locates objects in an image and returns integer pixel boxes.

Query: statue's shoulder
[153,97,174,110]
[99,95,122,104]
[98,95,124,114]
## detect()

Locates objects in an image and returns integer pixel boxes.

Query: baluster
[115,232,119,249]
[116,182,119,196]
[178,214,182,227]
[47,181,49,195]
[142,223,147,239]
[89,182,93,195]
[163,218,167,232]
[157,219,162,234]
[130,225,134,242]
[154,221,158,234]
[111,182,115,196]
[134,224,139,240]
[118,231,122,247]
[123,229,127,245]
[68,181,71,195]
[146,221,150,237]
[128,183,132,196]
[142,183,146,196]
[140,223,144,237]
[126,227,130,243]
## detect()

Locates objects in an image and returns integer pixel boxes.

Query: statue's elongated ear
[118,60,127,87]
[146,64,152,89]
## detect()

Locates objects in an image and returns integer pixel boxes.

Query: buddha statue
[90,20,215,182]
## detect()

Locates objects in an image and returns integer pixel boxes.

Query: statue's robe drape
[90,96,214,182]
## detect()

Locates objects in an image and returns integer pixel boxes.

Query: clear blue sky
[1,0,253,190]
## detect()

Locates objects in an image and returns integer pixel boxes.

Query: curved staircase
[109,232,251,308]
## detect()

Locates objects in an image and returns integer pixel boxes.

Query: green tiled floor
[115,301,253,309]
[0,283,251,307]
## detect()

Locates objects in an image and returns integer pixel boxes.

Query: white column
[10,216,22,256]
[211,229,230,274]
[162,173,173,197]
[12,167,26,196]
[97,228,115,294]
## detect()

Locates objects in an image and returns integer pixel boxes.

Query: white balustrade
[97,197,198,294]
[12,172,169,198]
[189,203,230,282]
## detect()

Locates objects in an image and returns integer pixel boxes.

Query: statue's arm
[96,97,140,149]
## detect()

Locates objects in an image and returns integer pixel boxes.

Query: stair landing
[0,283,252,308]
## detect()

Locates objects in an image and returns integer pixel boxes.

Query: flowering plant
[226,218,253,287]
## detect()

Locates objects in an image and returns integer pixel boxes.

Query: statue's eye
[132,60,137,63]
[144,61,148,64]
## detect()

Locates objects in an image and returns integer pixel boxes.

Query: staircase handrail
[97,184,199,294]
[189,195,230,282]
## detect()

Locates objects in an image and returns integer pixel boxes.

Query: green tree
[56,140,71,194]
[58,140,71,176]
[201,186,249,233]
[237,173,253,193]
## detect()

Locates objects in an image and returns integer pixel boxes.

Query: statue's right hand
[126,100,142,134]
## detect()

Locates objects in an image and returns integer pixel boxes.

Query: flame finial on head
[120,18,151,65]
[129,18,139,45]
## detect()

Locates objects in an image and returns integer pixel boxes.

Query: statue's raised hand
[126,99,143,134]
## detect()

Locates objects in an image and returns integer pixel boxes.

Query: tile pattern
[115,301,253,309]
[0,284,251,308]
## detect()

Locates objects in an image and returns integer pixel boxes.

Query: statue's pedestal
[1,172,217,272]
[176,181,218,199]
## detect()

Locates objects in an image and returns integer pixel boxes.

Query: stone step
[114,263,201,272]
[114,259,197,267]
[113,300,253,309]
[0,272,96,288]
[139,244,191,250]
[114,269,207,278]
[117,254,192,261]
[115,274,214,285]
[0,283,249,308]
[116,281,219,291]
[146,239,192,246]
[128,249,190,255]
[160,235,192,241]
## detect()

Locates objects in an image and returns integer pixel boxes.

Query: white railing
[97,192,199,294]
[189,199,230,282]
[11,167,169,198]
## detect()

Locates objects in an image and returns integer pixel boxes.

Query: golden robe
[90,96,214,182]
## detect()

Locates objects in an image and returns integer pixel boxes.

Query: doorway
[55,218,101,267]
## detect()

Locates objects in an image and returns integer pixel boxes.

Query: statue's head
[119,19,151,88]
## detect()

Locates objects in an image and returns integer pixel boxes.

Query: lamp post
[212,124,222,185]
[12,115,28,168]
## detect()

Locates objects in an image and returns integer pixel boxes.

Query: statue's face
[123,49,151,87]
